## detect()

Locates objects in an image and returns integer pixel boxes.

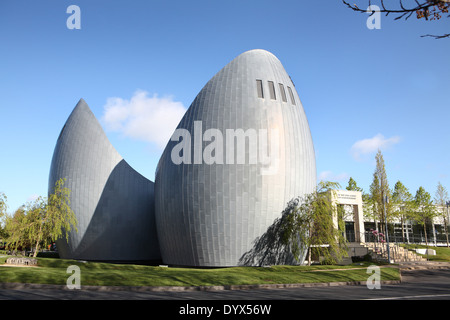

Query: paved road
[1,268,449,318]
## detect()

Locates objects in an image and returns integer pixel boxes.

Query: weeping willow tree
[3,206,29,252]
[4,178,77,257]
[287,181,348,265]
[239,181,348,266]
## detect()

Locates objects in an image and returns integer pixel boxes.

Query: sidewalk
[397,261,450,271]
[0,279,403,292]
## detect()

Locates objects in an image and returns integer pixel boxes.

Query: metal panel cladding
[155,49,316,267]
[48,99,161,262]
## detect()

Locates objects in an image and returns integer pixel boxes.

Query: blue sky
[1,0,449,212]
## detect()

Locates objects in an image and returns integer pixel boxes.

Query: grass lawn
[401,244,450,262]
[0,256,400,288]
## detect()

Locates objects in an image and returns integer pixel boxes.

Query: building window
[279,83,287,102]
[287,86,296,105]
[256,80,264,98]
[268,81,276,100]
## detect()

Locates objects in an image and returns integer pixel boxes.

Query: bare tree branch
[343,0,450,38]
[343,0,435,15]
[421,33,450,38]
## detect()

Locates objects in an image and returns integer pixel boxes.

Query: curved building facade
[155,49,316,267]
[48,99,161,262]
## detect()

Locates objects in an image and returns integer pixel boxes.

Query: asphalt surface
[1,264,449,318]
[1,264,450,301]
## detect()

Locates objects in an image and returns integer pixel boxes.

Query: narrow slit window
[268,81,276,100]
[287,86,296,105]
[279,83,287,102]
[256,80,264,98]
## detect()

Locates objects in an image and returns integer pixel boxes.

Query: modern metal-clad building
[155,49,316,267]
[48,99,161,262]
[48,49,316,266]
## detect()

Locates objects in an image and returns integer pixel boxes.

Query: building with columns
[330,189,450,246]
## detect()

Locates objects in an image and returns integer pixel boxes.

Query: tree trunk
[423,222,428,247]
[307,247,311,266]
[401,216,405,243]
[307,222,312,266]
[33,223,43,258]
[33,241,40,258]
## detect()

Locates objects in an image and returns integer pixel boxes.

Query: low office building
[330,190,450,246]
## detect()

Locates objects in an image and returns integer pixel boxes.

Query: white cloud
[318,171,349,182]
[101,90,187,149]
[351,133,400,161]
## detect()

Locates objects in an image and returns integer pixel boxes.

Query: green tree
[47,178,78,245]
[4,178,77,257]
[283,181,348,265]
[366,171,381,229]
[391,181,414,243]
[29,178,77,257]
[0,192,6,216]
[4,206,30,252]
[25,196,51,257]
[434,182,449,247]
[369,150,392,235]
[346,177,363,192]
[413,186,437,246]
[0,192,7,240]
[239,181,348,266]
